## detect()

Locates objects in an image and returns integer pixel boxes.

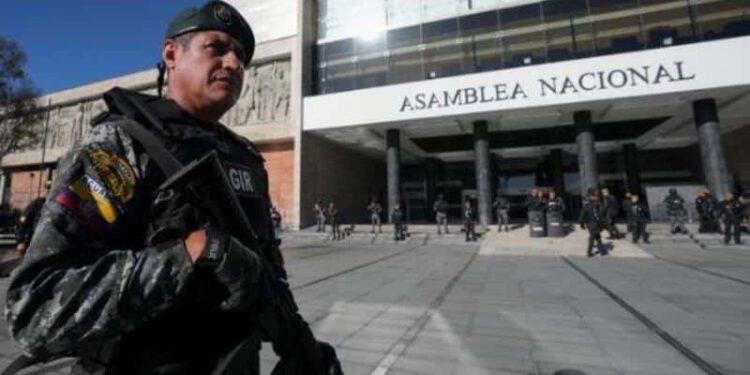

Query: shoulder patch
[85,147,137,203]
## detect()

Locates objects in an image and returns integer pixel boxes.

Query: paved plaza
[0,224,748,374]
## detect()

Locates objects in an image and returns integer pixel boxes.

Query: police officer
[493,193,511,232]
[367,199,382,234]
[580,189,607,257]
[629,194,650,244]
[5,3,340,374]
[546,190,565,236]
[696,187,720,233]
[664,188,688,234]
[433,194,449,235]
[328,201,342,241]
[391,203,405,241]
[622,191,633,233]
[463,200,477,242]
[526,189,546,237]
[601,188,621,239]
[313,198,326,232]
[720,192,744,245]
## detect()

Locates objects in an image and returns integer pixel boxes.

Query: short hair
[171,32,196,49]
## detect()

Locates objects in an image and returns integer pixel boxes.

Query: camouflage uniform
[5,89,277,374]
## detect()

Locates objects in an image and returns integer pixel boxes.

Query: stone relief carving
[222,59,291,127]
[26,59,290,152]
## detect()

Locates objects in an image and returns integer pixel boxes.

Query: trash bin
[546,211,565,237]
[528,210,547,237]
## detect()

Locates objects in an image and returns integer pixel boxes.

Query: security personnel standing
[580,189,607,257]
[622,192,633,233]
[433,194,449,235]
[493,193,511,232]
[313,199,326,232]
[463,200,477,242]
[664,188,688,234]
[391,203,405,241]
[696,188,720,233]
[629,194,650,244]
[328,202,342,241]
[720,192,744,245]
[367,199,382,234]
[545,190,565,237]
[4,3,341,374]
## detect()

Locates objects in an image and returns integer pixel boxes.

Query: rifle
[108,88,343,375]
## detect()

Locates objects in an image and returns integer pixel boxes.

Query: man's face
[165,31,245,118]
[602,189,609,196]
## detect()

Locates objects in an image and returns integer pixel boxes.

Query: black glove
[198,223,263,312]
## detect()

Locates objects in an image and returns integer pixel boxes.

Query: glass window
[694,0,750,41]
[387,24,422,48]
[325,60,357,93]
[324,39,355,60]
[590,0,644,55]
[358,54,389,89]
[467,0,499,12]
[459,10,501,73]
[640,0,695,47]
[388,49,423,84]
[543,0,595,60]
[499,3,546,67]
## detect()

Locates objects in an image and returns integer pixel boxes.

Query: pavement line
[640,248,750,286]
[369,246,481,375]
[291,244,424,291]
[561,256,724,375]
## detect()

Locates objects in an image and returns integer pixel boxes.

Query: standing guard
[391,203,405,241]
[433,194,449,235]
[313,199,326,232]
[629,195,650,244]
[493,193,511,232]
[546,191,566,237]
[463,200,477,242]
[526,189,547,237]
[622,192,633,233]
[696,188,721,233]
[328,202,342,241]
[367,199,382,234]
[580,189,607,257]
[664,188,688,234]
[720,192,744,245]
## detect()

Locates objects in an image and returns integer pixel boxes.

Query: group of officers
[664,187,748,245]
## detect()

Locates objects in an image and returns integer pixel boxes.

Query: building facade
[3,0,750,228]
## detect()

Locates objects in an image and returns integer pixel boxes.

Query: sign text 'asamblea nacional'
[399,61,695,112]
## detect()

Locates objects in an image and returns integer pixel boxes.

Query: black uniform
[664,191,688,234]
[603,195,621,238]
[493,196,510,232]
[433,198,449,235]
[328,206,342,240]
[463,204,477,242]
[720,198,744,245]
[391,208,405,241]
[580,201,607,256]
[5,88,285,374]
[630,201,650,244]
[526,194,547,236]
[696,195,721,233]
[622,198,633,233]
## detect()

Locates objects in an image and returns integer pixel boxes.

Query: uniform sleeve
[5,120,194,356]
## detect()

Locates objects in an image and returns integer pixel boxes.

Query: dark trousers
[394,222,405,241]
[632,221,649,244]
[699,215,721,233]
[724,220,742,244]
[605,216,620,238]
[464,220,477,242]
[497,210,509,232]
[331,221,342,240]
[587,230,604,256]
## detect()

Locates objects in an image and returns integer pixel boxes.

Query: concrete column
[425,157,440,214]
[693,99,733,199]
[574,111,598,197]
[623,143,642,195]
[473,120,492,226]
[386,129,401,222]
[550,149,566,195]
